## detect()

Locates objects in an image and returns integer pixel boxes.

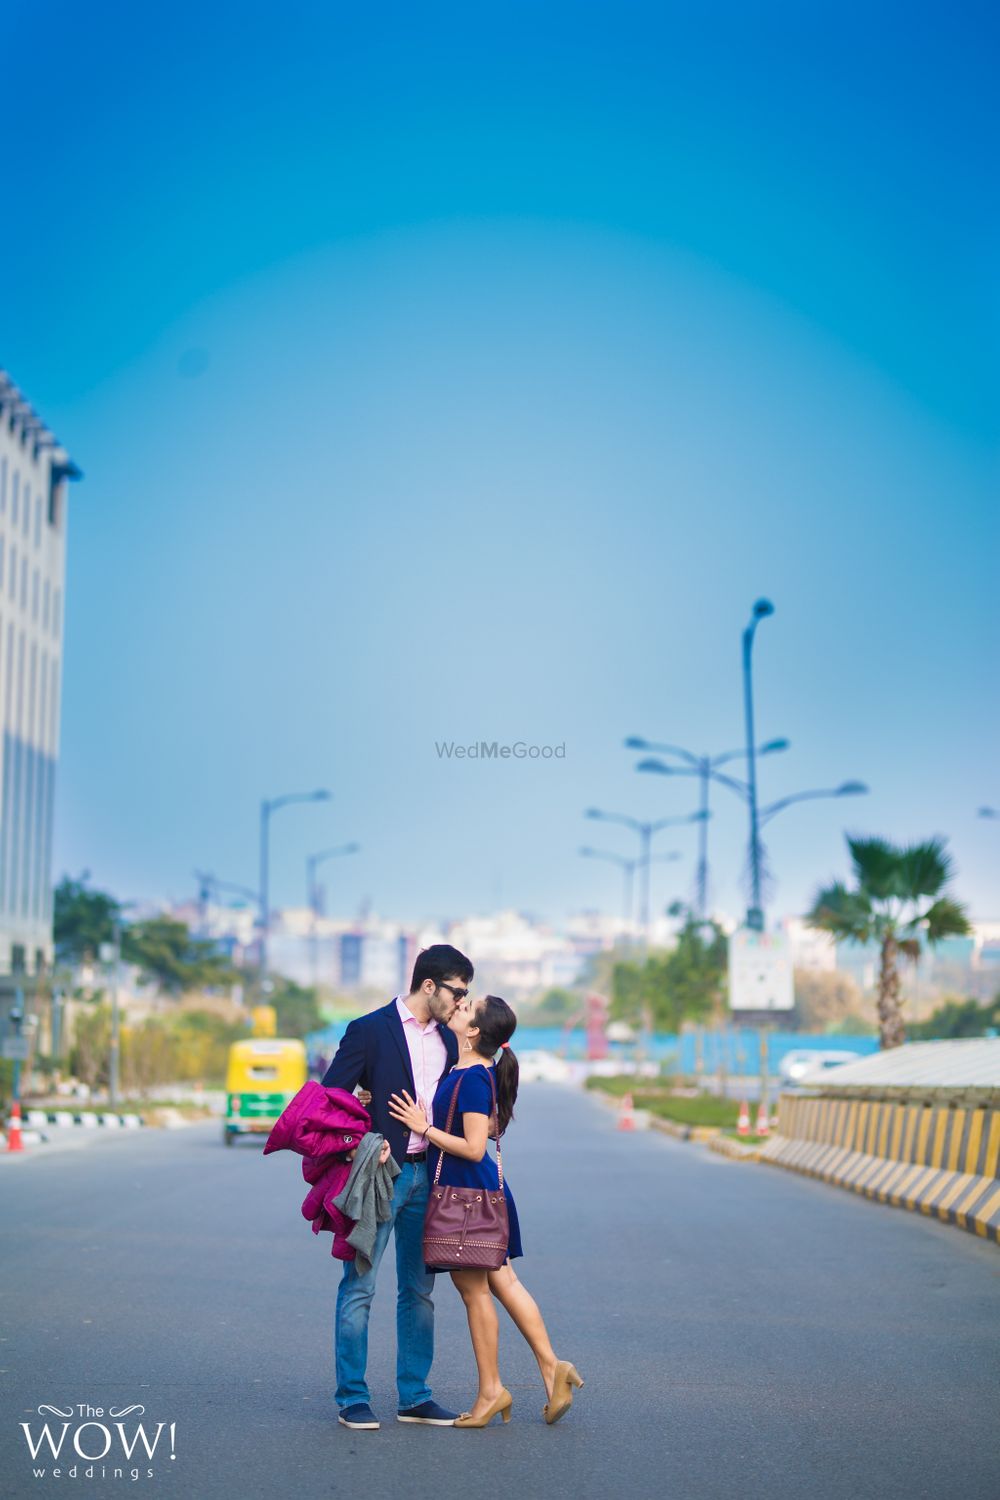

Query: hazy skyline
[4,2,997,926]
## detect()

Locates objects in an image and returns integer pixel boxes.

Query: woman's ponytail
[494,1046,520,1137]
[473,994,519,1135]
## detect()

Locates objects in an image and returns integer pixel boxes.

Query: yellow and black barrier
[759,1092,1000,1244]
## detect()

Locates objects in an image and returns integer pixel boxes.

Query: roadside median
[585,1074,770,1153]
[761,1088,1000,1243]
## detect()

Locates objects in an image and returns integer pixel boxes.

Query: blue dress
[427,1063,523,1261]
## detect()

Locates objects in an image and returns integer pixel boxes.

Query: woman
[388,994,583,1428]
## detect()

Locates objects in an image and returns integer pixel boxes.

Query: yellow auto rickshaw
[224,1037,306,1146]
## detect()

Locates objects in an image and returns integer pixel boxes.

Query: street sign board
[2,1036,30,1060]
[728,928,795,1012]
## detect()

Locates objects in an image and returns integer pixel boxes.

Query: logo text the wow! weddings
[19,1404,176,1482]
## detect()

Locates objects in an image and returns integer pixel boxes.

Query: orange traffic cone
[6,1100,24,1153]
[618,1092,635,1132]
[736,1099,751,1137]
[755,1101,770,1137]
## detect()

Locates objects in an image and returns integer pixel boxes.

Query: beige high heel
[454,1388,513,1428]
[543,1361,584,1425]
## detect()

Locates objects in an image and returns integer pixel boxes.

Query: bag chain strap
[431,1064,504,1191]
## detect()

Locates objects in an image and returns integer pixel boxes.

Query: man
[322,942,473,1431]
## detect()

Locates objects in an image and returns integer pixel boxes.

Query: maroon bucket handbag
[423,1068,509,1271]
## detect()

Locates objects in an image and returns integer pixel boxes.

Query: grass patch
[587,1077,742,1129]
[646,1096,740,1128]
[719,1127,772,1144]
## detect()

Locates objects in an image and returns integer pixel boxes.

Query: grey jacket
[331,1132,401,1274]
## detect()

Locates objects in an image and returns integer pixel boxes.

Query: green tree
[122,1017,178,1094]
[610,916,727,1031]
[662,915,728,1027]
[54,873,121,964]
[793,968,864,1031]
[536,987,579,1019]
[169,1009,246,1081]
[123,917,235,996]
[806,835,971,1050]
[909,993,1000,1041]
[269,978,323,1038]
[70,1003,113,1090]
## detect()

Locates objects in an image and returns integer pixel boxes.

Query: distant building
[443,910,588,998]
[784,917,837,974]
[0,372,80,985]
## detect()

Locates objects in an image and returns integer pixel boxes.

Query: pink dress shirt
[395,995,448,1154]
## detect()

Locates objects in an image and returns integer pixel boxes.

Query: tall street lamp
[195,870,262,932]
[638,758,868,932]
[626,735,789,919]
[742,598,776,931]
[579,846,681,937]
[307,843,360,988]
[259,789,331,993]
[584,808,707,947]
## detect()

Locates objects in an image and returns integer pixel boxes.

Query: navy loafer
[397,1400,458,1425]
[338,1403,380,1430]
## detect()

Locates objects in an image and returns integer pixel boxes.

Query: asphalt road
[2,1085,999,1500]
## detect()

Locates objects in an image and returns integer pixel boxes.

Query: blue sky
[4,1,998,927]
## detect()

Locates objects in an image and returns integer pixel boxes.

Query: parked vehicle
[224,1038,307,1146]
[517,1049,572,1083]
[778,1049,860,1085]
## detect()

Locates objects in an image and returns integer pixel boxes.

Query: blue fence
[674,1029,878,1076]
[307,1020,880,1075]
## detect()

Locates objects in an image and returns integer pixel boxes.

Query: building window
[34,495,41,548]
[34,948,46,976]
[22,482,30,538]
[53,587,61,638]
[31,570,38,622]
[11,943,26,974]
[11,471,18,526]
[0,456,6,512]
[20,557,27,610]
[42,579,49,630]
[8,545,16,601]
[48,469,62,530]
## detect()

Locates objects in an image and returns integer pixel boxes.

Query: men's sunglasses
[437,982,470,1001]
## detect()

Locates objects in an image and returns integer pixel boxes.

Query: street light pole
[100,917,122,1110]
[742,598,774,932]
[696,759,710,919]
[306,843,360,988]
[579,847,681,939]
[639,824,652,945]
[627,734,788,921]
[259,789,332,996]
[585,808,705,950]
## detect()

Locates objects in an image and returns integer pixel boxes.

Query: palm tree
[806,836,970,1049]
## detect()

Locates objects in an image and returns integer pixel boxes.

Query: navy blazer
[321,998,459,1166]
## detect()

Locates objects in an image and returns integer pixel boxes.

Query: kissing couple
[321,943,583,1430]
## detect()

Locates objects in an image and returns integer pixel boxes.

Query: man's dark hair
[410,943,473,993]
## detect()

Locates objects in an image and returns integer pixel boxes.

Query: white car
[778,1049,860,1085]
[516,1050,572,1083]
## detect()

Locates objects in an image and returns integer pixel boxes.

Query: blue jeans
[335,1159,436,1411]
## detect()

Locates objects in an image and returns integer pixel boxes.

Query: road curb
[759,1094,1000,1245]
[648,1117,722,1143]
[23,1109,146,1129]
[708,1135,762,1161]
